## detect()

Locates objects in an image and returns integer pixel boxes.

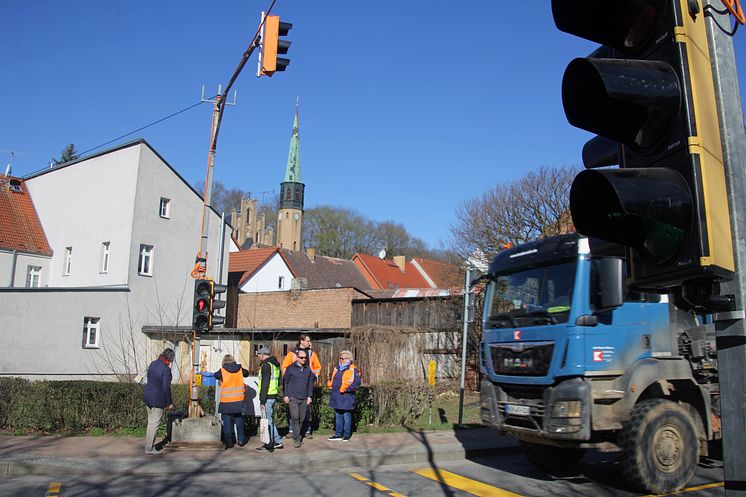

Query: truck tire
[619,399,699,494]
[520,442,586,470]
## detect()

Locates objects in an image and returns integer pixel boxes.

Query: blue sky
[3,1,746,251]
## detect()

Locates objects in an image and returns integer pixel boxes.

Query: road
[1,447,725,497]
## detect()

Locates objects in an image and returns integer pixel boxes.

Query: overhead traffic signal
[193,279,211,333]
[258,13,292,77]
[553,0,734,290]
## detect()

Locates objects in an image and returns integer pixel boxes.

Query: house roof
[281,249,372,290]
[23,138,232,228]
[0,176,52,256]
[411,257,463,289]
[352,253,430,290]
[229,247,290,286]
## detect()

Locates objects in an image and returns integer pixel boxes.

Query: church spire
[284,98,301,183]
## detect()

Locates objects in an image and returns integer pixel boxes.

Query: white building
[0,139,233,380]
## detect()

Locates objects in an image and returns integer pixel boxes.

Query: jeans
[144,406,164,452]
[288,398,308,442]
[334,409,352,438]
[220,413,245,446]
[264,398,282,445]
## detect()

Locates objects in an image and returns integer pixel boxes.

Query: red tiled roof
[352,253,430,290]
[0,177,52,256]
[281,249,371,290]
[228,247,291,286]
[412,257,463,288]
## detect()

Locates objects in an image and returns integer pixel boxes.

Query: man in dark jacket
[214,354,250,449]
[282,350,315,448]
[143,348,175,455]
[255,347,283,452]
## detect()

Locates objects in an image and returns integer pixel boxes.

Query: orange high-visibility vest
[219,368,245,404]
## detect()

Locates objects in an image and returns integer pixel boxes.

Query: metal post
[705,2,746,494]
[458,268,472,426]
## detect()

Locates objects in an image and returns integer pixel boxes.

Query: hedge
[0,378,439,434]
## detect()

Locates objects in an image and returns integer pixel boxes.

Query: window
[159,197,171,218]
[26,266,41,288]
[278,276,284,289]
[83,317,100,348]
[63,247,72,276]
[138,244,154,276]
[100,242,110,273]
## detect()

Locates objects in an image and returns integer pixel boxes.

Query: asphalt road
[2,450,725,497]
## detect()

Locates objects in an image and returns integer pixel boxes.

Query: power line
[77,100,207,157]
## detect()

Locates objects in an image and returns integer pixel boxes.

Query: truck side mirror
[591,257,624,312]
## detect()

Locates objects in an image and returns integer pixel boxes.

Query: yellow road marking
[349,473,408,497]
[640,481,724,497]
[46,482,62,495]
[368,482,391,491]
[414,468,524,497]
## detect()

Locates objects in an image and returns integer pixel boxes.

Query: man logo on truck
[513,330,521,340]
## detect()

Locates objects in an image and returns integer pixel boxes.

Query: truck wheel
[619,399,699,494]
[520,442,586,470]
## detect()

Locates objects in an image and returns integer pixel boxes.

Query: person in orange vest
[281,334,321,438]
[214,354,249,449]
[327,350,361,441]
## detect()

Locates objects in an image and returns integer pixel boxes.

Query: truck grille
[490,341,554,376]
[498,384,546,430]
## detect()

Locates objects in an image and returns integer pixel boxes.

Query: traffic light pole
[705,2,746,493]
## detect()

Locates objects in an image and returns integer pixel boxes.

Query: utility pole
[704,2,746,494]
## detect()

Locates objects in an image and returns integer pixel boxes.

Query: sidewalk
[0,427,518,477]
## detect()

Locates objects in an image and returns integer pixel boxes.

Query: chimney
[307,247,316,262]
[393,256,406,272]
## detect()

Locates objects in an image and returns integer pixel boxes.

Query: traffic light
[193,279,211,333]
[258,13,292,77]
[553,0,734,290]
[210,282,227,329]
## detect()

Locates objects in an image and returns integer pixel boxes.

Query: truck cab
[479,234,717,494]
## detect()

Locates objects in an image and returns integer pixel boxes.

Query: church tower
[276,102,304,251]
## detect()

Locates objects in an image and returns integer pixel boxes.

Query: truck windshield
[486,261,576,327]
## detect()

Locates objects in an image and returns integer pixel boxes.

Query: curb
[0,442,519,477]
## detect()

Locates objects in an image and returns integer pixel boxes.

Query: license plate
[505,404,531,416]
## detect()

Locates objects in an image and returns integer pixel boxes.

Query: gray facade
[0,140,231,380]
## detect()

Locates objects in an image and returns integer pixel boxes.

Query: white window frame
[63,247,72,276]
[159,197,171,219]
[100,242,110,273]
[26,265,41,288]
[83,317,100,349]
[138,244,154,276]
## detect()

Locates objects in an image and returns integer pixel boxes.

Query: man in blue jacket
[282,350,315,448]
[143,348,175,455]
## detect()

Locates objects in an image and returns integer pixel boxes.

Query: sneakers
[304,432,313,439]
[145,449,163,455]
[274,442,284,449]
[293,439,302,448]
[328,435,344,441]
[342,437,351,442]
[255,444,274,453]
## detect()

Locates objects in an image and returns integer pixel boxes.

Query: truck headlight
[551,400,582,418]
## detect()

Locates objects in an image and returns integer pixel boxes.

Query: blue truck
[479,233,719,495]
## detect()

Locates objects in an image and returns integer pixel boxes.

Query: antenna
[4,152,12,177]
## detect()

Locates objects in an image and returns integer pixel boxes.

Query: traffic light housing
[193,279,211,332]
[210,282,227,329]
[553,0,734,290]
[258,14,292,77]
[193,279,227,332]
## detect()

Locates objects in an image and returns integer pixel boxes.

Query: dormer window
[8,179,22,193]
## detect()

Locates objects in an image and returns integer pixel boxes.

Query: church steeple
[276,100,305,251]
[284,100,301,183]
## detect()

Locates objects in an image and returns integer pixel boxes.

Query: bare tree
[448,165,579,267]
